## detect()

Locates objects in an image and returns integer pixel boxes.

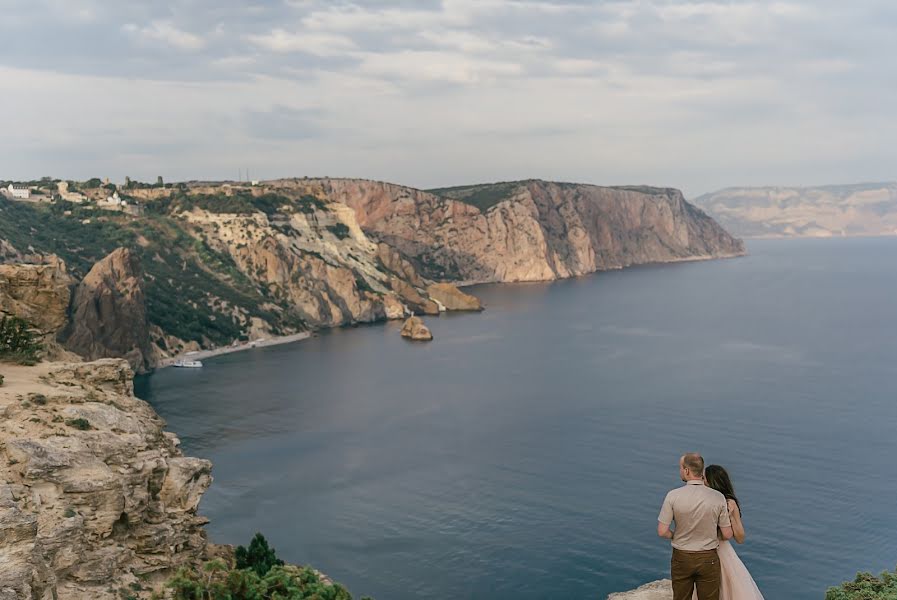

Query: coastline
[157,331,311,369]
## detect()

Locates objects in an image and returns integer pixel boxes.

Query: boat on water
[172,359,203,368]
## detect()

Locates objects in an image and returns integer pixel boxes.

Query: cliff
[693,182,897,238]
[0,359,211,599]
[0,176,742,363]
[0,257,72,337]
[61,248,156,373]
[328,179,744,283]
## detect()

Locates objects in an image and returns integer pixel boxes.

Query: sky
[1,0,895,197]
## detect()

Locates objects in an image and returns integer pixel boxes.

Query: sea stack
[400,316,433,341]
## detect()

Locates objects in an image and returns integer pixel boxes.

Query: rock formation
[61,248,155,373]
[427,283,483,311]
[693,182,897,238]
[327,179,745,283]
[0,359,212,599]
[607,580,672,599]
[0,256,72,336]
[400,316,433,341]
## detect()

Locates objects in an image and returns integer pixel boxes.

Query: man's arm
[657,492,674,539]
[717,498,733,540]
[719,525,734,540]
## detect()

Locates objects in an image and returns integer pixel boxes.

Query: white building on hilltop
[7,184,31,199]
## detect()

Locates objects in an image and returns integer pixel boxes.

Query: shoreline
[156,332,312,369]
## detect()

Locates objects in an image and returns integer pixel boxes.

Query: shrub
[64,508,76,518]
[0,315,43,364]
[167,562,358,600]
[326,223,351,240]
[826,567,897,599]
[0,374,4,386]
[66,418,91,430]
[236,533,284,576]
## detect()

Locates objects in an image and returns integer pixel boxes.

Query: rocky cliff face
[693,182,897,238]
[0,359,211,600]
[327,179,745,283]
[0,257,72,337]
[61,248,155,373]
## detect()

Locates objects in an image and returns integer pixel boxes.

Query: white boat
[172,359,203,368]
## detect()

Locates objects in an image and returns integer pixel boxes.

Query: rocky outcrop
[0,256,72,335]
[427,283,483,311]
[327,179,745,283]
[608,580,672,599]
[61,248,155,373]
[0,359,212,600]
[400,316,433,341]
[694,182,897,238]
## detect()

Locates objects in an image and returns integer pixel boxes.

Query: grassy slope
[0,194,301,347]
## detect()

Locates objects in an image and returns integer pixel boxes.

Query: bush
[66,418,91,430]
[0,315,43,364]
[236,533,284,576]
[326,223,351,240]
[826,567,897,599]
[167,561,359,600]
[0,374,4,386]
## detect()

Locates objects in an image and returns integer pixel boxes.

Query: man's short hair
[682,453,705,476]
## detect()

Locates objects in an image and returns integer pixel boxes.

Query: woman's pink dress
[692,540,764,599]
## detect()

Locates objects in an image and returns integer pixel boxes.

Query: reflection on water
[137,238,897,600]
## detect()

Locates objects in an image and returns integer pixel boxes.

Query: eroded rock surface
[608,579,672,600]
[330,178,745,283]
[61,248,155,373]
[427,283,483,311]
[0,359,212,600]
[400,316,433,341]
[0,256,72,335]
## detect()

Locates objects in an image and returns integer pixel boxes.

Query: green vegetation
[0,374,4,386]
[66,418,91,430]
[63,508,76,518]
[0,315,43,365]
[826,567,897,599]
[326,223,351,240]
[166,534,370,600]
[236,533,285,576]
[0,196,302,347]
[428,181,521,212]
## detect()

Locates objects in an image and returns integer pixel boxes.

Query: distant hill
[692,182,897,238]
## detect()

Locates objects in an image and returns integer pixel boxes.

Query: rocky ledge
[400,316,433,341]
[608,580,672,599]
[0,359,211,599]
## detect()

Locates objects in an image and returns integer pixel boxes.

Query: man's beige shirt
[658,480,731,551]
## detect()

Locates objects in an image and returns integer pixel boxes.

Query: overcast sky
[1,0,895,196]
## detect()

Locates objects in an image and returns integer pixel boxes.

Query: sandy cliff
[0,359,211,600]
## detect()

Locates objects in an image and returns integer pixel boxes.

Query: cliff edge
[0,359,211,599]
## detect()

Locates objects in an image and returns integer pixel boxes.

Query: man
[657,453,733,600]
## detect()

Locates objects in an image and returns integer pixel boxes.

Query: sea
[136,237,897,600]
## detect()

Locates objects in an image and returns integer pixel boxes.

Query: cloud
[122,20,206,51]
[1,0,896,195]
[246,29,357,56]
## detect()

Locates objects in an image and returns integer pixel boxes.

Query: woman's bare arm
[729,499,745,544]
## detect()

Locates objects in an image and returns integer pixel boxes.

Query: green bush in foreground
[167,561,360,600]
[236,533,284,576]
[167,534,371,600]
[826,567,897,599]
[0,315,43,365]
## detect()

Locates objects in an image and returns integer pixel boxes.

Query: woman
[696,465,765,600]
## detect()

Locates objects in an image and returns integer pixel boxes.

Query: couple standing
[657,453,764,600]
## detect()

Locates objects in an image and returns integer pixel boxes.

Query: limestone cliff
[326,179,745,283]
[693,182,897,238]
[61,248,155,373]
[0,257,72,337]
[0,359,211,599]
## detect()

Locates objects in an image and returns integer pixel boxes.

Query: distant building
[7,184,31,199]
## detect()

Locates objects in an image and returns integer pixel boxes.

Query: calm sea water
[136,238,897,600]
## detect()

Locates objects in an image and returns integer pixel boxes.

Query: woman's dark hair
[704,464,742,515]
